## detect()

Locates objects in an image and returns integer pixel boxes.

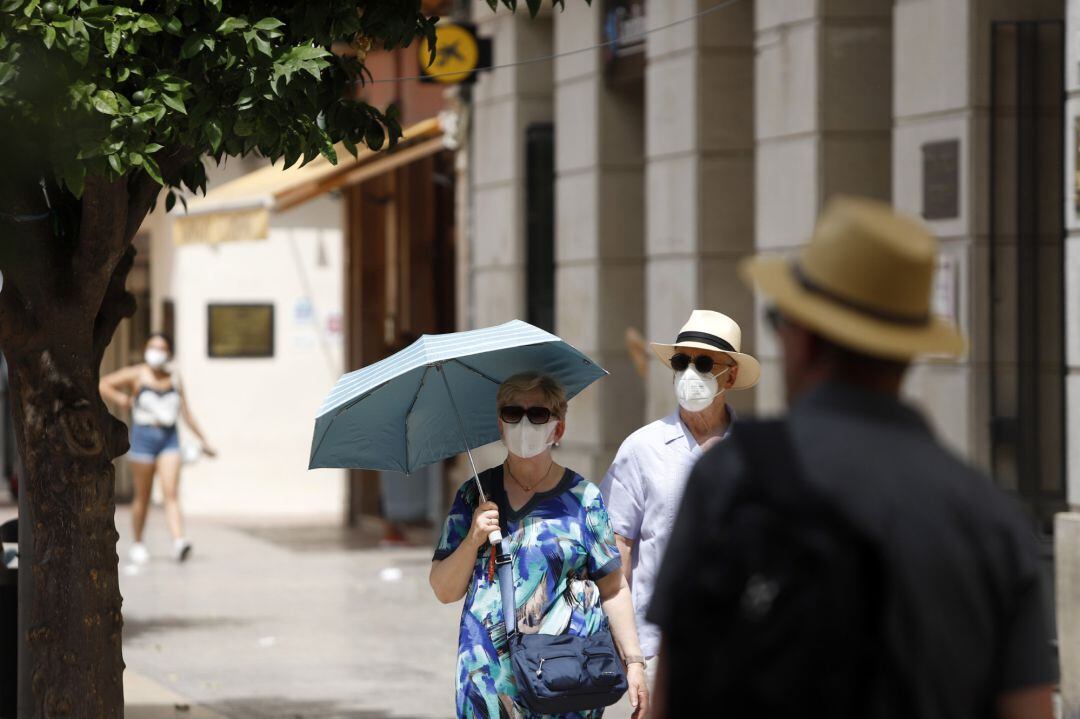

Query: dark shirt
[648,381,1056,718]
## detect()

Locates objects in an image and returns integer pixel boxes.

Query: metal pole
[436,364,501,544]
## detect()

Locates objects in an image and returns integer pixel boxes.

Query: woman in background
[100,333,216,564]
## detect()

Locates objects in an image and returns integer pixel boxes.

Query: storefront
[155,118,458,521]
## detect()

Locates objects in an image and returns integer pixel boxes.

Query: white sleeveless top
[132,374,182,428]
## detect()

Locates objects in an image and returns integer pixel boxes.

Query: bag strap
[475,465,517,643]
[494,539,517,643]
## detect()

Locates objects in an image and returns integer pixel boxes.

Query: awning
[172,117,447,245]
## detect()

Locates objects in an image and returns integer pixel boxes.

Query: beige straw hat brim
[649,342,761,390]
[740,255,965,360]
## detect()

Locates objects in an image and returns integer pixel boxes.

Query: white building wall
[151,179,346,520]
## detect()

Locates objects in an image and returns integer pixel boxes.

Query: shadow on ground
[124,615,247,642]
[127,698,426,719]
[233,521,437,554]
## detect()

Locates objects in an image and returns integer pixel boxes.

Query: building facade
[462,0,1079,706]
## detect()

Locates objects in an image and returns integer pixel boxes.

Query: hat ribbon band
[674,331,735,353]
[793,264,930,326]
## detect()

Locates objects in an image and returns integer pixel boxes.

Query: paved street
[116,508,637,719]
[119,508,459,718]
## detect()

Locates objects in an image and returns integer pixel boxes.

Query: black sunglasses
[670,353,731,375]
[765,306,785,332]
[499,405,554,425]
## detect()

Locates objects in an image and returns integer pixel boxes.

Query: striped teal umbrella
[309,320,607,522]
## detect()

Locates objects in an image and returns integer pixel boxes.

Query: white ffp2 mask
[502,419,558,459]
[675,366,725,413]
[144,349,169,370]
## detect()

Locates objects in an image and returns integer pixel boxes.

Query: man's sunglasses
[499,405,554,425]
[765,306,785,332]
[669,353,732,375]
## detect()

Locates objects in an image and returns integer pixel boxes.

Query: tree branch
[124,148,195,243]
[73,175,129,322]
[92,245,136,369]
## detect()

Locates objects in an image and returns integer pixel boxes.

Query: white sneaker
[173,539,192,562]
[129,543,150,565]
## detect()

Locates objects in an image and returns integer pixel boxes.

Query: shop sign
[418,23,491,85]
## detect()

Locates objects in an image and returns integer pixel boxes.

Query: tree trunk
[7,341,128,717]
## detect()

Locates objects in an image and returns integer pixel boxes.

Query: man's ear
[725,364,739,389]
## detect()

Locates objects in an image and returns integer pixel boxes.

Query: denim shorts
[129,424,180,463]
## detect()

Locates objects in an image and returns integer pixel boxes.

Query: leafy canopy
[0,0,581,209]
[0,0,447,203]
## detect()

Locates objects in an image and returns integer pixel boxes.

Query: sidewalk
[118,510,637,718]
[118,508,461,718]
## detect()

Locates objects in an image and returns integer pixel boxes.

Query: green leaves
[215,16,247,34]
[160,92,185,115]
[90,89,119,115]
[1,0,588,201]
[252,18,284,33]
[206,119,222,153]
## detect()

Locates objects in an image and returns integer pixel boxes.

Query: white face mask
[675,366,727,413]
[144,348,169,370]
[502,419,558,459]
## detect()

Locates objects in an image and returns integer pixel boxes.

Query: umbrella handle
[488,529,503,545]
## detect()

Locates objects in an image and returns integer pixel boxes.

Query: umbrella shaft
[436,365,503,545]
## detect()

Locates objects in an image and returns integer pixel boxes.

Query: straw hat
[740,196,965,360]
[650,310,761,390]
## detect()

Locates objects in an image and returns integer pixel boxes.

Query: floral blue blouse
[433,465,622,719]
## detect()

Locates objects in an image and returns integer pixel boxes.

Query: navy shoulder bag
[493,539,628,713]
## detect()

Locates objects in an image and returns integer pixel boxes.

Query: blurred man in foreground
[648,197,1056,719]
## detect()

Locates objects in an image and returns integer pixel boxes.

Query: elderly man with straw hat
[600,309,760,682]
[648,197,1056,719]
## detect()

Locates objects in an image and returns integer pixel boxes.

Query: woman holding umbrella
[430,372,649,719]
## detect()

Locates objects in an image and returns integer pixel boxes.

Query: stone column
[753,0,893,413]
[469,6,555,328]
[1062,0,1080,712]
[1060,513,1080,719]
[1066,0,1080,514]
[644,0,756,421]
[553,3,646,482]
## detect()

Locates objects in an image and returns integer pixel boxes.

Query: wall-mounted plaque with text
[207,304,275,358]
[922,139,960,220]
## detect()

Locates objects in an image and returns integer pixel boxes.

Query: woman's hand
[467,501,499,549]
[201,444,218,458]
[627,662,649,718]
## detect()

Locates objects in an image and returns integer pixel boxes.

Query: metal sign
[922,139,960,220]
[418,23,490,85]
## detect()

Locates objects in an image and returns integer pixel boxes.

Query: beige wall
[1066,0,1080,511]
[645,0,756,421]
[150,163,347,520]
[552,2,646,482]
[753,0,894,416]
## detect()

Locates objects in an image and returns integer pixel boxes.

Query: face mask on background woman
[145,348,169,370]
[674,366,728,413]
[503,419,558,459]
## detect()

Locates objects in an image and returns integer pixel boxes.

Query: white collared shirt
[599,406,734,658]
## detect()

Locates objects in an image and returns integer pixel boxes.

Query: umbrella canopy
[308,320,607,475]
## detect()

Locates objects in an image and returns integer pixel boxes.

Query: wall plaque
[207,303,275,358]
[922,139,960,220]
